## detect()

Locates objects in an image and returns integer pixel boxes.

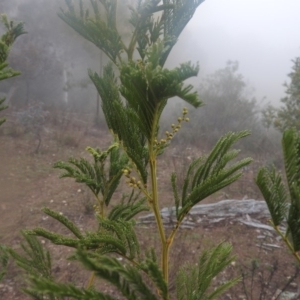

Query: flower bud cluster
[155,107,190,149]
[93,204,101,215]
[122,168,143,189]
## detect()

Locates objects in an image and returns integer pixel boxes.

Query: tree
[7,1,253,299]
[263,57,300,131]
[4,0,65,106]
[1,0,101,110]
[187,61,259,148]
[0,14,26,126]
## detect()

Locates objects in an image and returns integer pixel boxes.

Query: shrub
[5,1,254,299]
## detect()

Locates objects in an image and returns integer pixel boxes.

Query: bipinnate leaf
[159,0,205,66]
[59,1,123,63]
[108,196,149,221]
[255,167,288,226]
[28,276,118,299]
[176,242,239,300]
[287,203,300,252]
[175,131,252,220]
[140,249,168,300]
[0,15,26,81]
[0,97,8,126]
[0,245,9,282]
[8,232,52,280]
[282,129,300,203]
[54,143,128,205]
[257,128,300,260]
[171,172,180,217]
[76,251,160,300]
[27,210,140,259]
[42,208,83,239]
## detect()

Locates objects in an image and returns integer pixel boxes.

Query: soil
[0,124,299,300]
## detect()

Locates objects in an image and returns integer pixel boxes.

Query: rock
[138,199,280,232]
[142,199,270,220]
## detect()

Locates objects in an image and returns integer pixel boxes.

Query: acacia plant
[0,14,26,126]
[9,1,253,299]
[256,128,300,265]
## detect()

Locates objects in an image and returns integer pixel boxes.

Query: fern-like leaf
[176,131,252,221]
[176,242,239,300]
[255,167,288,226]
[0,245,9,282]
[42,208,83,239]
[287,203,300,252]
[140,249,168,300]
[76,251,159,300]
[8,232,52,280]
[29,276,118,300]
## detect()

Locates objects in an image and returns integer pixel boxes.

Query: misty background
[1,0,299,106]
[170,0,300,104]
[0,0,299,157]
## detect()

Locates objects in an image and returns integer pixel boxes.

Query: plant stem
[149,155,168,280]
[274,224,300,264]
[86,271,95,289]
[94,194,105,218]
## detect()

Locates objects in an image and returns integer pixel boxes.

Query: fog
[169,0,300,105]
[1,0,300,108]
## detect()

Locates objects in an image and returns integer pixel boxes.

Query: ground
[0,123,299,300]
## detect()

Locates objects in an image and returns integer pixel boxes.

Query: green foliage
[0,97,8,127]
[6,1,253,299]
[176,242,240,300]
[29,250,166,300]
[256,128,300,262]
[76,251,164,300]
[27,214,141,258]
[263,57,300,131]
[54,143,128,206]
[9,232,52,279]
[8,232,55,299]
[59,0,204,65]
[173,131,252,220]
[0,14,26,126]
[0,245,9,282]
[256,167,288,226]
[0,14,26,80]
[25,276,117,300]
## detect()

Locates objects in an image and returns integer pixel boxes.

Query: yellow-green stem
[148,107,170,287]
[274,224,300,264]
[165,216,186,271]
[149,152,168,283]
[94,194,105,218]
[86,271,95,289]
[150,157,168,272]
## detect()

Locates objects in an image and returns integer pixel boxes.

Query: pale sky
[169,0,300,106]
